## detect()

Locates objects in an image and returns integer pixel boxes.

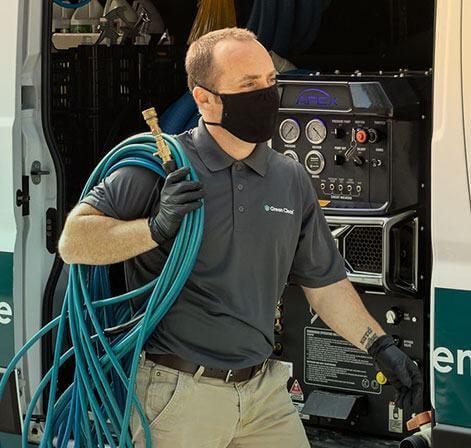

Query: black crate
[50,44,187,208]
[52,45,144,113]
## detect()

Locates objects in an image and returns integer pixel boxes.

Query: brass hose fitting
[142,107,176,173]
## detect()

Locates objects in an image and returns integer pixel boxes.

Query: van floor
[305,427,400,447]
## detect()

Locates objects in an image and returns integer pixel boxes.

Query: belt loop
[225,369,234,383]
[193,365,205,383]
[262,358,269,372]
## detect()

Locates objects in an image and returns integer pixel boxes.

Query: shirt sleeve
[288,166,347,288]
[79,166,163,220]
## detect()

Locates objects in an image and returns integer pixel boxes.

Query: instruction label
[304,326,381,394]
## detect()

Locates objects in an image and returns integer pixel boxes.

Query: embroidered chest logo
[264,204,294,215]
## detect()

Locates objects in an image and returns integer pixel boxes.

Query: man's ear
[192,86,217,112]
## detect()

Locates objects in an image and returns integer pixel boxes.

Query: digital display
[280,84,352,111]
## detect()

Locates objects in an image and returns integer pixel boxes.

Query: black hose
[400,434,429,448]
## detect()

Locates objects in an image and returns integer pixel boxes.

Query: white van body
[0,0,470,446]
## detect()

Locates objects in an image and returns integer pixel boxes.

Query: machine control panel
[274,287,425,438]
[272,74,430,441]
[272,76,424,216]
[278,114,389,205]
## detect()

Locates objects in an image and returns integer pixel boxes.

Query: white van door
[0,0,20,372]
[431,0,471,438]
[9,0,59,435]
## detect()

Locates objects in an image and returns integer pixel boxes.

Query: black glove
[368,335,423,412]
[148,166,204,245]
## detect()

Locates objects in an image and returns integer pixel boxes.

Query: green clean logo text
[264,204,294,215]
[0,301,12,325]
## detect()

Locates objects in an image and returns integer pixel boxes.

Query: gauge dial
[283,149,299,162]
[279,118,301,144]
[305,119,327,145]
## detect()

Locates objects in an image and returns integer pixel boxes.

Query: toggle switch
[334,154,346,165]
[386,307,403,325]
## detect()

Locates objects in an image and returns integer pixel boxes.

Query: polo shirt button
[237,184,244,191]
[235,162,243,171]
[238,205,245,213]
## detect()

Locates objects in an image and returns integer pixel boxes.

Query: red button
[355,129,368,144]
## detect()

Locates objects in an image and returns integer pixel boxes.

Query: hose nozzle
[142,107,176,173]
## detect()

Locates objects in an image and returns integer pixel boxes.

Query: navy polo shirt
[80,118,347,369]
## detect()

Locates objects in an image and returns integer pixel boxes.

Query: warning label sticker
[289,379,304,402]
[388,401,403,433]
[304,326,381,395]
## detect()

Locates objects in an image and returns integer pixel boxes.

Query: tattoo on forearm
[360,327,379,350]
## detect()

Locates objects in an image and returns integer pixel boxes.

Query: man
[59,27,422,448]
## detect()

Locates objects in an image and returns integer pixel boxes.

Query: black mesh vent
[345,226,383,273]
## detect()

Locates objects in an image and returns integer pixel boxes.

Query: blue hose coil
[184,112,201,131]
[271,0,295,57]
[53,0,92,9]
[0,132,204,447]
[159,92,198,135]
[256,0,277,50]
[290,0,332,54]
[246,0,332,56]
[246,0,261,33]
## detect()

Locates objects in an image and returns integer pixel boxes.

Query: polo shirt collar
[243,141,269,177]
[192,118,269,177]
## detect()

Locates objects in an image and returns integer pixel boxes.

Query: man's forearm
[302,278,385,351]
[59,215,157,265]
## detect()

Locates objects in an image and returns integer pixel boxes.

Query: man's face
[195,39,277,123]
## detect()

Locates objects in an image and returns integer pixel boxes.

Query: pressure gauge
[283,149,299,162]
[305,119,327,145]
[279,118,300,144]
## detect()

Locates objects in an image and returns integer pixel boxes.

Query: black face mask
[199,83,280,143]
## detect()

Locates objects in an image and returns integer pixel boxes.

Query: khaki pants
[130,353,310,447]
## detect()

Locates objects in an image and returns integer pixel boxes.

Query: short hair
[185,27,257,91]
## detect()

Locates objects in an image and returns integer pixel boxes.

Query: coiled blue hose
[246,0,332,57]
[53,0,91,9]
[256,0,277,50]
[292,0,331,54]
[159,92,198,135]
[0,132,204,447]
[271,0,295,57]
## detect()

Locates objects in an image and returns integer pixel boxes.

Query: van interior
[41,1,435,446]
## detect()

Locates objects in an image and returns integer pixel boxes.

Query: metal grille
[345,226,383,273]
